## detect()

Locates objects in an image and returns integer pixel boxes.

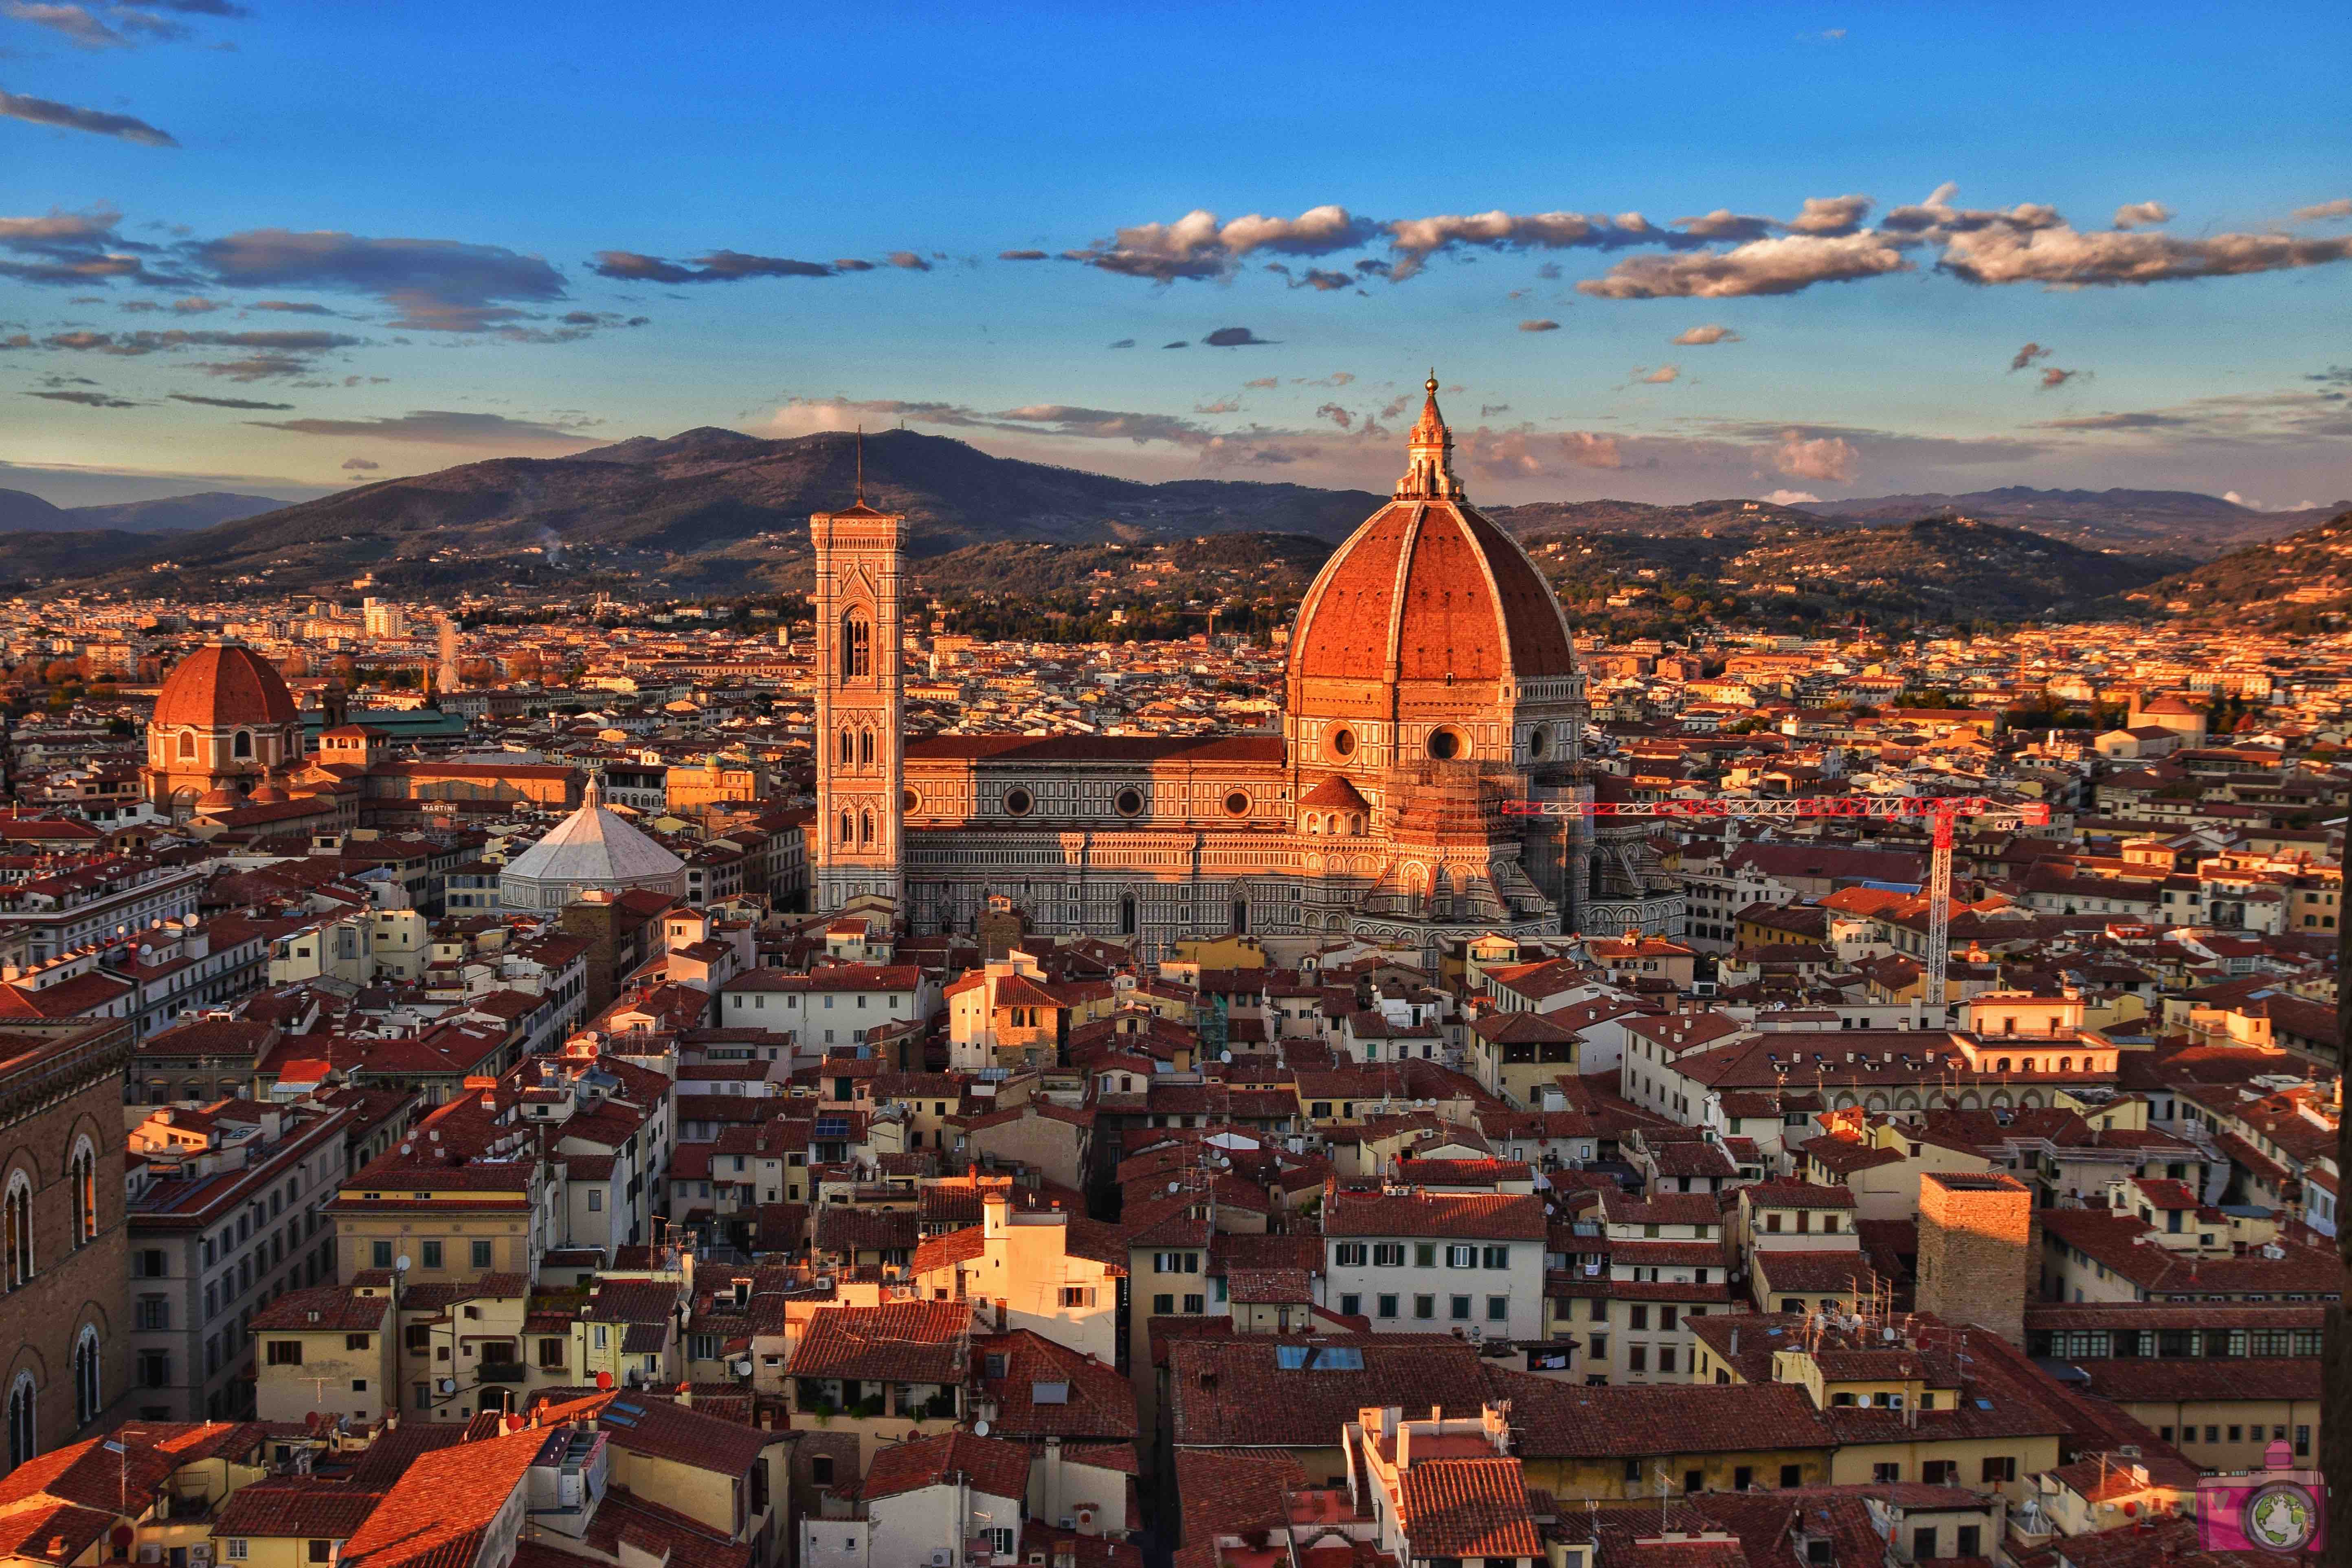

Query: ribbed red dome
[154,642,299,729]
[1290,500,1576,684]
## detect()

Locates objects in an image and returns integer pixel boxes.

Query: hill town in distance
[0,379,2340,1568]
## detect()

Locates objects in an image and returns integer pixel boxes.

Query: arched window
[837,729,853,766]
[6,1373,31,1472]
[840,612,871,679]
[1119,895,1137,937]
[3,1172,31,1289]
[858,730,874,767]
[72,1327,99,1429]
[838,811,854,846]
[1231,898,1248,936]
[233,731,253,759]
[859,811,874,845]
[68,1138,95,1248]
[1348,814,1363,836]
[1588,853,1605,900]
[2059,1056,2073,1074]
[175,731,194,760]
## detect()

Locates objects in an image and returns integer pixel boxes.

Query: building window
[472,1241,493,1270]
[371,1241,393,1270]
[73,1329,100,1429]
[1376,1294,1398,1319]
[6,1382,33,1476]
[420,1241,442,1270]
[266,1341,303,1366]
[839,613,871,679]
[1413,1295,1434,1320]
[1487,1296,1509,1322]
[4,1173,32,1289]
[68,1141,96,1247]
[1449,1295,1471,1321]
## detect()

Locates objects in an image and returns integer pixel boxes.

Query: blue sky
[4,0,2349,510]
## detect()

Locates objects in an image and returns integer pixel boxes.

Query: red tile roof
[856,1430,1031,1504]
[1396,1456,1541,1559]
[786,1300,969,1384]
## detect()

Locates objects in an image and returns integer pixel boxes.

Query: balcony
[477,1361,527,1383]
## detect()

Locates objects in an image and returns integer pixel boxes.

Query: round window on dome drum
[1526,726,1549,759]
[1327,726,1357,760]
[1428,727,1465,761]
[902,788,920,814]
[1223,790,1250,817]
[1004,786,1034,817]
[1115,787,1144,818]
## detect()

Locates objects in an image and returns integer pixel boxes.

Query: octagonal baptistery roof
[1287,377,1575,713]
[154,640,300,729]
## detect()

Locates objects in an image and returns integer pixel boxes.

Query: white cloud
[1580,232,1910,299]
[1768,430,1858,481]
[1760,488,1821,505]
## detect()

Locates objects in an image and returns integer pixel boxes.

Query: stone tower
[811,457,906,916]
[1916,1170,2034,1347]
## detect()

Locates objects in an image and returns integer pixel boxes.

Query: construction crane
[1499,793,2051,1008]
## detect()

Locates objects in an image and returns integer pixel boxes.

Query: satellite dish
[395,1255,412,1273]
[973,1419,990,1437]
[437,1378,455,1395]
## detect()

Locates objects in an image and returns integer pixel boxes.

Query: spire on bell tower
[1396,370,1464,501]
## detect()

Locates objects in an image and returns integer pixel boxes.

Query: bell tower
[811,445,906,916]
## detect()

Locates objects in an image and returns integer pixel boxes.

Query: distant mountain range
[0,488,289,536]
[1802,485,2348,555]
[4,428,2318,615]
[24,428,1386,597]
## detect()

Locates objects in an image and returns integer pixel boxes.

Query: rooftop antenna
[854,424,866,505]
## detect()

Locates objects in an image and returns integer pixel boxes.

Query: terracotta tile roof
[1396,1456,1541,1559]
[340,1427,544,1568]
[1171,1450,1304,1568]
[1168,1336,1487,1449]
[856,1430,1031,1503]
[341,1425,468,1490]
[971,1330,1136,1442]
[0,1421,265,1520]
[2073,1357,2319,1403]
[786,1300,969,1384]
[815,1206,918,1253]
[213,1480,384,1541]
[1322,1187,1545,1241]
[250,1286,393,1333]
[1486,1369,1832,1459]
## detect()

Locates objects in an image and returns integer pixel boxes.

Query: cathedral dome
[498,774,685,911]
[1288,379,1575,694]
[154,641,299,729]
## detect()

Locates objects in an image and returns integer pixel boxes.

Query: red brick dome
[1290,501,1577,685]
[154,641,299,729]
[1290,378,1575,690]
